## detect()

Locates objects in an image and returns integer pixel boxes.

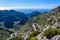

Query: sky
[0,0,60,10]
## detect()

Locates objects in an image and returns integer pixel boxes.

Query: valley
[0,6,60,40]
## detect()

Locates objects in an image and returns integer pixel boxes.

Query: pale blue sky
[0,0,60,9]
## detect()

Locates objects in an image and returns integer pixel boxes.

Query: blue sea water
[16,9,51,14]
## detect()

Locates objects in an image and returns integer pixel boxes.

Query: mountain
[22,6,60,32]
[26,11,41,18]
[0,10,28,28]
[19,6,60,40]
[15,9,51,14]
[0,6,60,40]
[52,6,60,12]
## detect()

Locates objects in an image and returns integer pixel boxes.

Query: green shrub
[0,30,10,40]
[29,30,40,37]
[11,36,23,40]
[31,37,38,40]
[27,37,38,40]
[57,26,60,29]
[43,28,60,39]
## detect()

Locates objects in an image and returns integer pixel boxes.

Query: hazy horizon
[0,0,60,10]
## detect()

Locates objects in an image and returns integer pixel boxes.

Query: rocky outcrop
[51,35,60,40]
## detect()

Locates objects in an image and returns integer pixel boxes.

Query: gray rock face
[51,35,60,40]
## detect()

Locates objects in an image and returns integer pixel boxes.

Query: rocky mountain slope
[18,6,60,40]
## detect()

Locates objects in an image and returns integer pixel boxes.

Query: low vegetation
[0,29,10,40]
[11,36,23,40]
[28,37,38,40]
[43,28,60,39]
[27,30,40,40]
[29,30,40,37]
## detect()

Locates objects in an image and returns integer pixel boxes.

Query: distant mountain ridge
[26,11,41,18]
[15,9,51,14]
